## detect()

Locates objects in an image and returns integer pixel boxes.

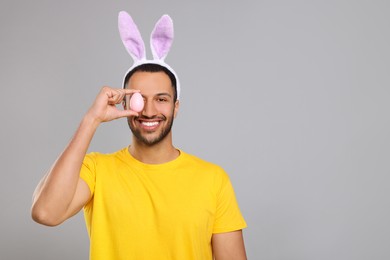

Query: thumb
[116,109,139,118]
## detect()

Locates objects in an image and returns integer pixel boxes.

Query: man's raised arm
[31,87,139,226]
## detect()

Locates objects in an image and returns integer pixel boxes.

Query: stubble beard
[128,114,175,146]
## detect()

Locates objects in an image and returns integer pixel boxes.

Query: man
[32,13,247,260]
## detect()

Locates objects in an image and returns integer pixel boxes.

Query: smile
[141,121,159,127]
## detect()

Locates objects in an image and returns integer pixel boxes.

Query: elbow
[31,204,64,227]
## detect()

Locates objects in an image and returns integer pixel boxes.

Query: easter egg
[129,92,144,112]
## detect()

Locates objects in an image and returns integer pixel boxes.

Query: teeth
[142,121,159,127]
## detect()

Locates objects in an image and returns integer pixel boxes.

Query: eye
[157,97,168,102]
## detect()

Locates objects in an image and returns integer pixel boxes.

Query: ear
[173,100,180,118]
[118,11,146,61]
[150,15,174,61]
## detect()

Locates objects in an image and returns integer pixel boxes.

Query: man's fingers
[117,109,139,118]
[106,89,128,105]
[123,88,141,94]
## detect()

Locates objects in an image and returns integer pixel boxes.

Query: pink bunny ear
[150,15,174,61]
[118,11,146,61]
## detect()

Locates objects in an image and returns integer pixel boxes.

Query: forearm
[31,114,99,225]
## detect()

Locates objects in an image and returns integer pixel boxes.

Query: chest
[93,165,217,232]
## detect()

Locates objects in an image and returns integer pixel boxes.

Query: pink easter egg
[129,92,144,112]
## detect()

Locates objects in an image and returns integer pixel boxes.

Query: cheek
[156,103,175,116]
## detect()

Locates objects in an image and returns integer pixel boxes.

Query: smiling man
[31,13,247,260]
[125,66,178,148]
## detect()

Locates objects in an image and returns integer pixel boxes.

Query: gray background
[1,0,389,259]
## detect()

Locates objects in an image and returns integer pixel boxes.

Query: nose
[141,98,157,117]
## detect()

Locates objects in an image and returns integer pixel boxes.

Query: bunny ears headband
[118,12,180,100]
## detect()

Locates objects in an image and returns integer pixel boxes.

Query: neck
[129,134,179,164]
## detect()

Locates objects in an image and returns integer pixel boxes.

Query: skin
[31,71,247,259]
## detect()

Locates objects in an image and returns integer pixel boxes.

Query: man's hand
[86,86,140,123]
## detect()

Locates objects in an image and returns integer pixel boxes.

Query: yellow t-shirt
[80,147,247,260]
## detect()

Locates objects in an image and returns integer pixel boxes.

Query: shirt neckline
[121,146,184,171]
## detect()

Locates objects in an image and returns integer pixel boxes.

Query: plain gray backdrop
[1,0,389,259]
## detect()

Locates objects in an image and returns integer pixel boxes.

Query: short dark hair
[124,63,177,102]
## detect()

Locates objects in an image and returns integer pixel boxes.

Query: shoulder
[180,150,218,168]
[84,147,128,164]
[179,150,229,179]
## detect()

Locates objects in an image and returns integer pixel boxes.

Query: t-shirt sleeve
[213,168,247,233]
[80,153,97,197]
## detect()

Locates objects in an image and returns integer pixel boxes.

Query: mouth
[141,121,159,127]
[135,118,164,131]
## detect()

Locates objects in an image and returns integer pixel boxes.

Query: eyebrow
[155,93,172,98]
[139,92,172,99]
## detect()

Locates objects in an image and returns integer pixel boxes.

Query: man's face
[125,71,179,146]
